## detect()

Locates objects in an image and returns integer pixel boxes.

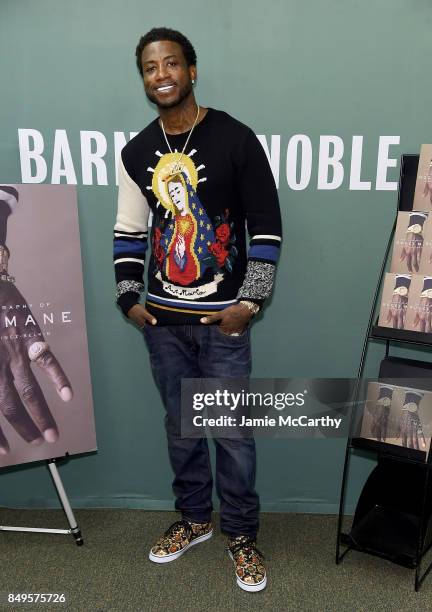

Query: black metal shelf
[371,323,432,348]
[351,437,427,464]
[336,153,432,591]
[340,507,422,568]
[339,455,432,588]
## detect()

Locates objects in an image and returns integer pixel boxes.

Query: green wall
[0,0,430,513]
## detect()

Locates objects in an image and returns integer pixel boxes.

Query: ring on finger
[28,341,50,362]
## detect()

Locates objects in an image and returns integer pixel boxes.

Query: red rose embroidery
[215,223,230,245]
[154,244,165,267]
[209,241,229,267]
[153,227,164,268]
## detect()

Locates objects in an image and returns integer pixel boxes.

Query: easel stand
[0,458,83,546]
[336,154,432,591]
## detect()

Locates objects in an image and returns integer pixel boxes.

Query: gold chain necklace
[160,104,200,173]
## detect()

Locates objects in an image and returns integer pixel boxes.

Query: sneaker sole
[149,529,213,564]
[228,550,267,592]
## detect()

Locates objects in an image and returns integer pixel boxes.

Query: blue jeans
[143,324,259,538]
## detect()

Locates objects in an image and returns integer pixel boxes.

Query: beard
[145,80,193,109]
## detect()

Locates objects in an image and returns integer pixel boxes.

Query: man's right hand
[127,303,157,328]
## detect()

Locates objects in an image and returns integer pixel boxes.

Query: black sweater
[114,108,282,324]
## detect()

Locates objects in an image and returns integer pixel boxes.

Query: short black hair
[135,27,197,78]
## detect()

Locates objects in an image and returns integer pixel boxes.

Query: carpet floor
[0,509,430,611]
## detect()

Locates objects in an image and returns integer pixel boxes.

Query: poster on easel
[0,185,97,468]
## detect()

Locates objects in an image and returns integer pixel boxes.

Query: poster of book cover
[378,273,432,333]
[360,382,432,454]
[0,185,96,467]
[412,144,432,211]
[390,211,432,275]
[404,274,432,333]
[378,273,412,330]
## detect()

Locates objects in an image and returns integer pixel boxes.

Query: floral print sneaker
[228,535,267,592]
[149,518,213,564]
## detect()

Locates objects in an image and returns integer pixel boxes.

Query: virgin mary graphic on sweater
[164,171,211,285]
[153,169,216,286]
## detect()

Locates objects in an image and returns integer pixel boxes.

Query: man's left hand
[200,303,254,335]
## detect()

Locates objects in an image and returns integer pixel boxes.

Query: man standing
[114,27,282,592]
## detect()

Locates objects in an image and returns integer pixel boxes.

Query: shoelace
[229,537,264,559]
[163,519,193,539]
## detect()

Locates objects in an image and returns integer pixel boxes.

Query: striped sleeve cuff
[116,280,144,317]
